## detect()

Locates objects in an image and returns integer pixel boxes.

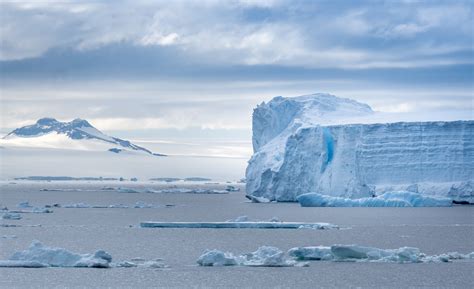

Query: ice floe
[297,191,452,207]
[288,245,474,263]
[0,241,112,268]
[141,221,339,229]
[2,212,22,220]
[197,246,307,267]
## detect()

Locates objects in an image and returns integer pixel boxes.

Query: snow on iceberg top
[252,93,373,151]
[2,118,160,155]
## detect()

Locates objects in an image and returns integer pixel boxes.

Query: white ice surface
[1,241,112,268]
[197,246,307,267]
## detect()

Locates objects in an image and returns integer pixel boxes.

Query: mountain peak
[3,118,161,156]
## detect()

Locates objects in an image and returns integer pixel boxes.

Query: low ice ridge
[0,241,112,268]
[197,246,308,267]
[297,191,452,207]
[288,245,474,263]
[0,241,170,269]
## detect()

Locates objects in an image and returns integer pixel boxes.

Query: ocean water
[1,182,473,288]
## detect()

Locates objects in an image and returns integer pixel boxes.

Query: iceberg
[246,93,473,202]
[0,241,112,268]
[297,191,452,207]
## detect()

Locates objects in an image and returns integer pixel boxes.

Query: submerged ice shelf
[297,191,453,207]
[140,221,339,229]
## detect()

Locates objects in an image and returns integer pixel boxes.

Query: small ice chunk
[108,204,129,209]
[2,212,22,220]
[227,215,249,222]
[134,201,156,209]
[197,250,238,266]
[116,261,138,267]
[64,203,91,208]
[298,223,339,230]
[247,195,271,203]
[17,201,32,208]
[225,186,240,192]
[116,187,141,193]
[269,216,281,222]
[142,261,169,268]
[4,241,112,268]
[288,246,333,260]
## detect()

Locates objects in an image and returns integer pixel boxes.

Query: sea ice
[197,246,307,267]
[0,241,112,268]
[287,244,474,263]
[2,212,22,220]
[197,250,239,266]
[297,191,452,207]
[141,221,339,229]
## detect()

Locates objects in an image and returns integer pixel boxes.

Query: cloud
[0,1,472,69]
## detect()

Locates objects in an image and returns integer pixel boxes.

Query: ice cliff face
[246,93,473,202]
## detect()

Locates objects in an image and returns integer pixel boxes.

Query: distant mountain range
[2,118,164,156]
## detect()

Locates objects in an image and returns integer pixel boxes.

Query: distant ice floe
[288,245,474,263]
[61,202,158,209]
[0,241,170,269]
[0,241,112,268]
[141,221,339,229]
[246,195,271,203]
[197,246,308,267]
[297,191,452,207]
[2,212,22,220]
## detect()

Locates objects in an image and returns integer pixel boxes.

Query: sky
[1,0,473,157]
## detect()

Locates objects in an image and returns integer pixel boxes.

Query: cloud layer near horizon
[1,0,473,134]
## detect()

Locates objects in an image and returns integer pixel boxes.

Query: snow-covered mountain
[1,118,163,155]
[246,93,473,202]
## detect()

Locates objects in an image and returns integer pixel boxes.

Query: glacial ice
[288,244,474,263]
[197,250,239,266]
[0,241,112,268]
[141,221,339,229]
[197,246,306,267]
[297,191,452,207]
[246,93,473,202]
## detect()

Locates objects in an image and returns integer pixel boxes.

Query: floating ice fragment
[0,241,112,268]
[64,203,92,208]
[227,215,249,222]
[197,247,307,267]
[287,244,474,263]
[141,221,339,229]
[17,201,32,208]
[246,195,271,203]
[197,250,238,266]
[288,246,333,260]
[2,212,22,220]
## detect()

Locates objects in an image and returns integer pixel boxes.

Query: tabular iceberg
[246,93,473,202]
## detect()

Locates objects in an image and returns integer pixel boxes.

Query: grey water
[1,182,473,288]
